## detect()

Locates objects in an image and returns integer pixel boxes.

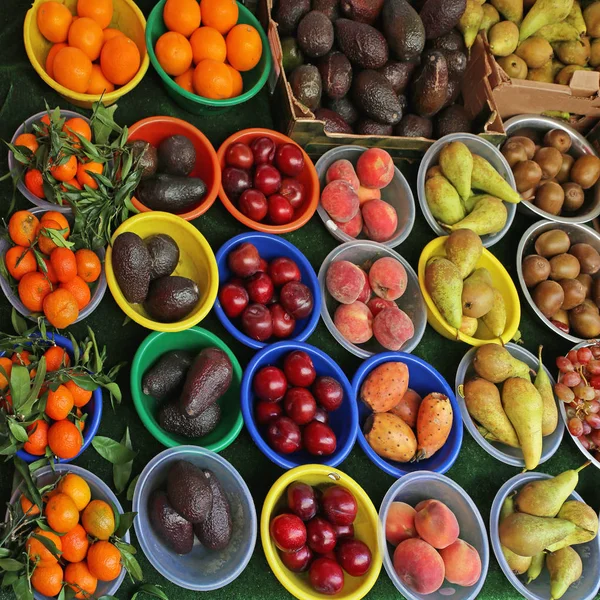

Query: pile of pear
[479,0,600,85]
[425,141,521,238]
[498,463,598,600]
[425,229,509,339]
[462,343,558,469]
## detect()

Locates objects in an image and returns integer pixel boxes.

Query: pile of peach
[321,148,398,243]
[386,499,482,594]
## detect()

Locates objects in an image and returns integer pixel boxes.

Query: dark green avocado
[193,470,232,551]
[382,0,425,61]
[411,50,449,117]
[142,349,193,400]
[144,276,200,323]
[159,401,221,438]
[378,60,418,94]
[167,460,213,524]
[334,19,389,69]
[356,119,393,135]
[326,96,359,125]
[340,0,384,24]
[419,0,466,40]
[289,65,322,111]
[297,11,334,58]
[394,113,433,138]
[352,70,403,125]
[274,0,310,36]
[136,174,207,214]
[112,232,151,304]
[131,140,158,179]
[318,52,352,100]
[314,108,353,134]
[312,0,340,20]
[149,490,194,554]
[435,104,472,138]
[157,135,196,176]
[428,28,465,52]
[281,37,304,73]
[145,234,180,280]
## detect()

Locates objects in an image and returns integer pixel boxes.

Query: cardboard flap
[570,70,600,98]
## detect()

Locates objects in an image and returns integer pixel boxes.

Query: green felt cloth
[0,2,599,599]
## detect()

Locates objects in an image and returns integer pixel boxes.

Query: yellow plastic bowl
[24,0,149,109]
[105,212,218,332]
[418,236,521,346]
[260,465,382,600]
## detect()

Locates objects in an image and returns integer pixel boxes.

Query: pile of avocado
[276,0,474,139]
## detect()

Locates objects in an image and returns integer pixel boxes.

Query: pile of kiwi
[522,228,600,338]
[502,128,600,217]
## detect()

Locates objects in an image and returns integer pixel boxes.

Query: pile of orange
[5,208,102,329]
[22,473,123,598]
[37,0,141,95]
[155,0,262,100]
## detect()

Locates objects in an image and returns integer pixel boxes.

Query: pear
[491,0,524,22]
[515,37,554,69]
[534,346,558,436]
[473,343,531,383]
[489,21,520,56]
[425,175,466,225]
[565,0,586,36]
[555,64,592,85]
[482,288,507,337]
[536,22,581,42]
[462,274,495,318]
[468,267,493,287]
[555,36,591,67]
[584,1,600,37]
[459,0,484,48]
[528,59,556,82]
[500,493,516,521]
[439,141,473,202]
[519,0,575,41]
[475,318,497,340]
[480,4,501,32]
[498,54,529,78]
[464,193,488,213]
[445,229,483,279]
[471,154,522,203]
[546,500,599,551]
[425,258,464,329]
[460,316,479,336]
[526,552,545,584]
[499,495,533,573]
[447,197,508,236]
[463,377,520,447]
[547,547,582,600]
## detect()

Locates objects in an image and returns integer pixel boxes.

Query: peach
[367,297,397,317]
[357,269,371,303]
[440,539,482,587]
[321,180,360,223]
[414,500,460,549]
[414,499,435,512]
[373,308,414,351]
[389,389,422,429]
[326,159,360,191]
[358,185,381,205]
[334,301,373,344]
[335,211,363,238]
[369,257,407,301]
[362,199,398,243]
[326,260,365,304]
[386,502,418,546]
[393,538,445,595]
[356,148,395,190]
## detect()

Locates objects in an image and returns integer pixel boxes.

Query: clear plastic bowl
[490,472,600,600]
[315,146,415,248]
[132,445,257,591]
[318,240,426,358]
[416,133,517,248]
[379,471,489,600]
[455,342,564,467]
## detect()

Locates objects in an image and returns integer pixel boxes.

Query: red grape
[582,421,593,436]
[590,375,600,390]
[585,413,600,429]
[568,417,584,437]
[579,435,592,450]
[592,346,600,359]
[588,400,600,414]
[562,372,582,388]
[567,350,579,364]
[587,359,600,375]
[557,357,574,373]
[573,385,595,401]
[578,347,593,364]
[554,383,575,403]
[590,429,600,446]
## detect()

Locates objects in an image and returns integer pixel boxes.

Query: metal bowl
[504,114,600,224]
[516,220,600,343]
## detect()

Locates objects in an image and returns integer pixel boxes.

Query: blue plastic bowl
[132,445,257,591]
[353,352,463,477]
[241,341,358,469]
[214,232,321,350]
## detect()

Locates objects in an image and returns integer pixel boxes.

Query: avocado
[397,93,408,114]
[112,232,151,304]
[297,11,334,58]
[411,51,448,117]
[340,0,384,24]
[131,140,158,179]
[312,0,340,20]
[157,135,196,176]
[352,70,403,125]
[335,19,389,69]
[144,276,200,323]
[443,50,467,79]
[149,490,194,555]
[159,401,221,438]
[355,120,393,135]
[377,60,417,94]
[444,77,462,107]
[281,37,304,73]
[289,65,322,111]
[314,108,353,133]
[136,174,207,214]
[394,114,433,138]
[318,52,352,100]
[179,348,233,418]
[419,0,466,39]
[193,470,232,551]
[326,96,359,124]
[435,104,472,137]
[275,0,311,36]
[382,0,425,61]
[167,460,213,524]
[428,28,465,52]
[145,234,180,280]
[142,349,193,400]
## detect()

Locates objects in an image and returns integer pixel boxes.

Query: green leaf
[0,550,10,558]
[92,436,137,465]
[12,575,32,600]
[2,571,19,587]
[9,365,30,409]
[7,420,28,443]
[103,381,122,403]
[32,533,62,558]
[28,458,48,473]
[14,457,42,508]
[0,441,18,456]
[0,559,25,571]
[114,511,136,539]
[65,375,97,392]
[118,546,143,582]
[42,226,73,249]
[126,474,139,502]
[97,596,119,600]
[21,357,47,414]
[11,309,27,336]
[113,427,132,494]
[131,584,169,600]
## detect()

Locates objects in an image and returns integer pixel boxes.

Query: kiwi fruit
[561,182,585,212]
[426,165,443,180]
[594,277,600,308]
[555,154,575,184]
[533,280,565,318]
[551,307,570,330]
[582,298,600,314]
[535,181,564,215]
[522,254,551,287]
[577,273,593,298]
[534,229,571,257]
[509,135,536,159]
[502,141,528,168]
[549,253,581,280]
[570,155,600,189]
[521,187,537,201]
[513,160,543,193]
[569,303,600,338]
[534,147,563,180]
[543,129,572,153]
[569,243,600,274]
[559,278,586,310]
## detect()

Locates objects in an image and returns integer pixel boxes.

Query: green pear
[547,547,583,600]
[480,3,501,32]
[497,54,529,78]
[468,267,493,286]
[460,315,479,336]
[463,377,520,447]
[565,0,587,36]
[471,154,522,203]
[527,59,556,82]
[464,193,489,213]
[534,346,558,436]
[491,0,524,22]
[439,141,474,202]
[447,197,508,236]
[500,493,516,521]
[536,22,581,42]
[425,258,463,329]
[425,175,466,225]
[515,37,554,69]
[482,288,507,337]
[475,318,497,340]
[527,552,545,584]
[546,499,599,551]
[554,36,591,66]
[445,229,483,279]
[489,21,520,56]
[500,495,533,573]
[459,0,484,48]
[473,343,531,383]
[555,64,592,85]
[519,0,575,41]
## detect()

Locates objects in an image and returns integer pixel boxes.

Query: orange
[37,1,73,43]
[74,249,101,282]
[200,0,238,35]
[44,346,71,371]
[18,271,53,313]
[63,117,92,147]
[11,350,32,367]
[45,42,68,79]
[39,114,52,135]
[31,563,63,597]
[226,24,262,72]
[190,26,226,64]
[77,0,113,29]
[45,492,79,533]
[5,246,37,281]
[76,161,103,189]
[69,16,104,61]
[48,419,82,459]
[50,247,78,283]
[87,541,122,581]
[174,67,194,93]
[61,524,90,563]
[100,35,141,85]
[60,276,91,310]
[36,219,67,256]
[43,288,80,329]
[164,0,201,37]
[24,420,49,456]
[87,64,115,95]
[45,384,74,420]
[57,473,91,511]
[193,58,232,99]
[0,358,13,390]
[24,169,45,199]
[62,177,83,191]
[102,27,124,43]
[14,133,39,155]
[65,561,98,599]
[41,211,71,236]
[155,31,193,76]
[8,210,39,246]
[20,494,41,517]
[65,378,93,408]
[226,64,243,97]
[53,46,93,93]
[75,407,86,432]
[41,257,59,284]
[26,528,62,567]
[81,500,115,540]
[50,154,78,182]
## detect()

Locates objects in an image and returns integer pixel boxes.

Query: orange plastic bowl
[127,116,221,221]
[216,129,319,234]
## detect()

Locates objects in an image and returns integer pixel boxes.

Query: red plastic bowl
[127,116,221,221]
[216,129,319,234]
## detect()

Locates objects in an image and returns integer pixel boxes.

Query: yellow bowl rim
[260,464,383,600]
[417,236,521,346]
[105,212,218,332]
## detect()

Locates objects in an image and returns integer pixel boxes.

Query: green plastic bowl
[130,327,243,451]
[145,0,272,114]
